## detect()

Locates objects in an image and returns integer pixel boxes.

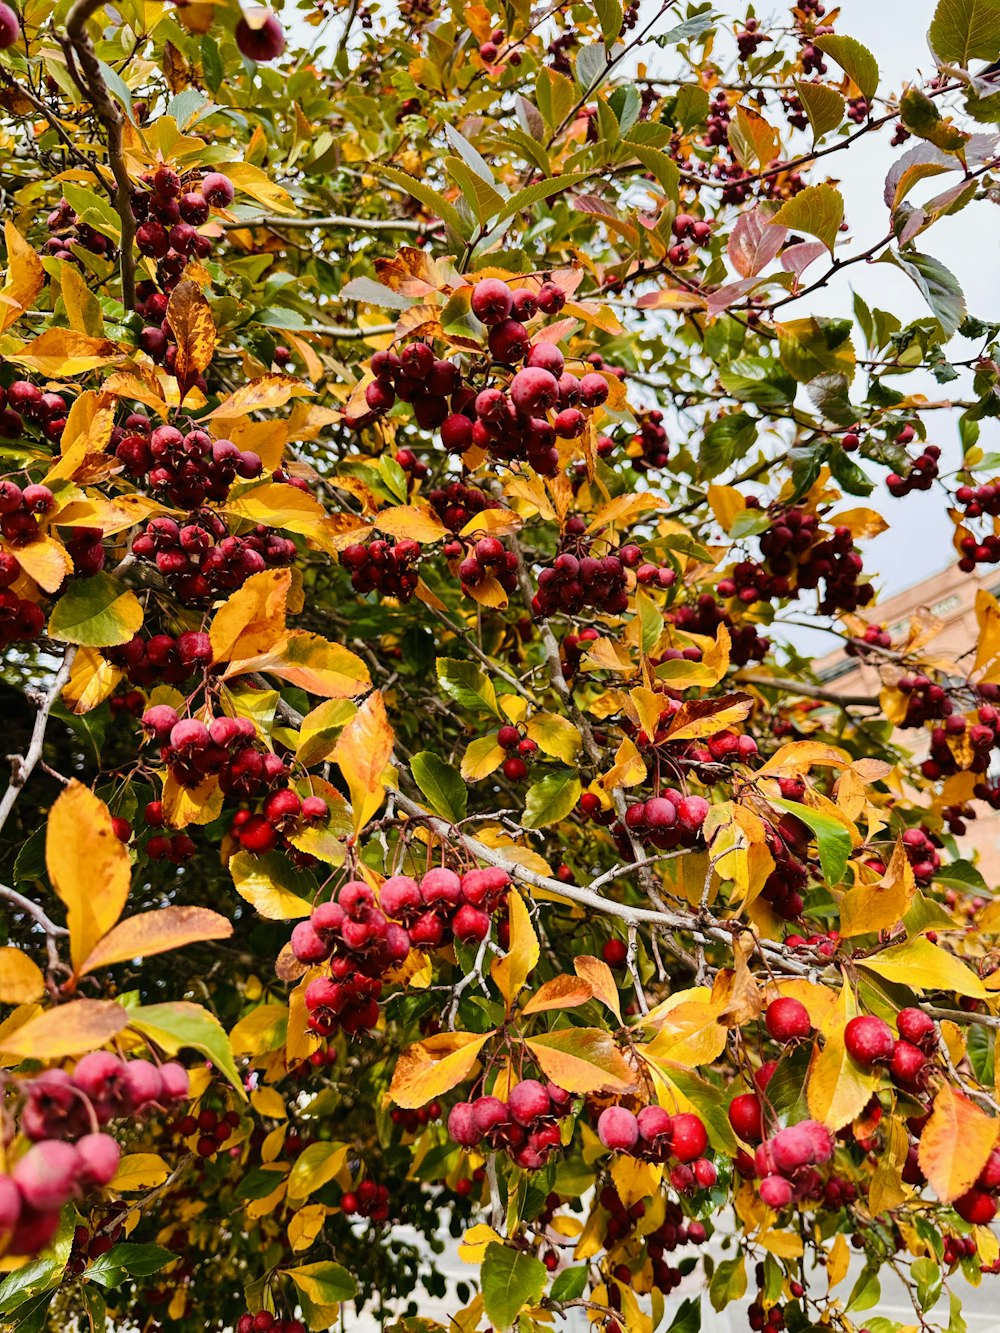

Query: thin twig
[0,647,77,838]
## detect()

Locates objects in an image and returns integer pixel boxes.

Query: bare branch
[0,647,77,838]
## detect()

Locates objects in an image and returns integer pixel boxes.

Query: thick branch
[737,673,880,708]
[63,0,136,309]
[223,214,434,234]
[0,647,77,837]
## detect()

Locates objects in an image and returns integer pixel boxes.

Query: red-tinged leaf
[728,206,787,278]
[79,907,233,974]
[389,1031,494,1108]
[525,1028,636,1094]
[918,1084,999,1204]
[521,974,593,1014]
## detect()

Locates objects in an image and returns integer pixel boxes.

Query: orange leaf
[0,999,128,1059]
[525,1028,636,1094]
[918,1084,999,1204]
[226,630,371,698]
[666,693,754,743]
[46,781,131,973]
[0,221,45,333]
[0,948,45,1004]
[79,907,233,974]
[167,279,216,385]
[389,1030,494,1108]
[207,374,312,418]
[209,568,291,663]
[522,974,593,1015]
[375,505,449,544]
[574,955,623,1023]
[7,328,122,376]
[333,690,394,831]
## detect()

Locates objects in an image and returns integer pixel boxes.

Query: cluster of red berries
[668,593,770,666]
[236,1314,304,1333]
[922,705,1000,781]
[886,440,940,497]
[448,1078,572,1170]
[230,787,330,856]
[748,1300,787,1332]
[629,409,669,471]
[115,416,262,508]
[602,1188,707,1295]
[762,821,809,920]
[105,630,212,687]
[533,546,629,618]
[68,1212,126,1274]
[131,511,296,603]
[175,1106,241,1158]
[496,724,538,782]
[1,1054,189,1256]
[427,479,501,531]
[845,1008,937,1087]
[560,625,601,678]
[955,480,1000,569]
[897,826,944,884]
[362,342,463,431]
[341,538,421,602]
[845,623,892,657]
[142,709,288,799]
[478,26,521,65]
[753,1118,835,1209]
[0,381,70,444]
[618,791,710,851]
[0,477,57,545]
[464,367,606,478]
[897,672,954,731]
[340,1178,391,1221]
[43,197,114,266]
[390,1101,441,1134]
[667,212,713,267]
[597,1105,712,1176]
[455,535,519,599]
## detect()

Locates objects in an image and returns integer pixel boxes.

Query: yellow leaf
[975,588,1000,683]
[586,492,666,533]
[806,1028,877,1132]
[574,955,622,1022]
[1,221,45,333]
[610,1155,660,1208]
[458,509,523,539]
[206,374,312,418]
[13,535,72,594]
[226,631,372,699]
[461,735,505,781]
[376,505,448,544]
[334,690,394,831]
[160,771,224,828]
[218,159,296,213]
[644,1002,728,1069]
[167,279,216,385]
[525,1028,637,1094]
[288,1203,328,1252]
[46,781,130,972]
[230,1004,289,1056]
[525,713,581,764]
[60,263,105,338]
[294,698,357,767]
[859,936,987,998]
[251,1086,287,1119]
[827,507,889,539]
[707,484,745,533]
[599,735,647,790]
[110,1153,170,1192]
[839,838,915,937]
[826,1233,850,1289]
[7,328,122,376]
[79,906,232,974]
[0,948,45,1003]
[491,891,539,1010]
[390,1030,494,1108]
[919,1084,999,1204]
[869,1116,909,1217]
[522,974,593,1014]
[459,1223,503,1263]
[666,693,754,743]
[224,483,341,556]
[230,852,315,920]
[0,998,128,1059]
[287,1141,350,1202]
[209,568,290,663]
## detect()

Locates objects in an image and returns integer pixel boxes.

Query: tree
[0,0,999,1327]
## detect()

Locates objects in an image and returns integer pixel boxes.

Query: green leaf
[793,79,845,141]
[128,1001,244,1095]
[200,36,223,93]
[762,1045,812,1128]
[699,411,757,479]
[846,1266,881,1313]
[828,444,874,496]
[498,172,591,222]
[0,1260,62,1314]
[593,0,622,44]
[771,798,853,886]
[718,357,796,407]
[634,587,664,654]
[807,372,858,426]
[522,771,582,830]
[285,1260,357,1305]
[814,34,880,100]
[11,1291,57,1333]
[60,183,123,243]
[675,84,710,131]
[436,658,499,716]
[480,1243,547,1330]
[237,1164,289,1200]
[410,752,468,822]
[380,164,471,241]
[771,183,844,254]
[84,1244,176,1287]
[549,1266,588,1303]
[48,572,144,648]
[445,156,505,225]
[777,317,856,383]
[899,87,971,157]
[929,0,1000,67]
[709,1255,747,1312]
[881,249,966,337]
[534,67,577,133]
[934,858,987,893]
[666,1298,702,1333]
[623,140,680,202]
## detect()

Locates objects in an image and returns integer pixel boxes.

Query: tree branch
[222,214,436,234]
[62,0,136,309]
[0,647,77,838]
[736,672,880,708]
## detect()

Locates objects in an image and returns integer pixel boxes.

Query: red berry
[844,1014,895,1067]
[764,997,811,1043]
[598,1106,639,1151]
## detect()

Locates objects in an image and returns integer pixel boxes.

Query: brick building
[813,561,1000,885]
